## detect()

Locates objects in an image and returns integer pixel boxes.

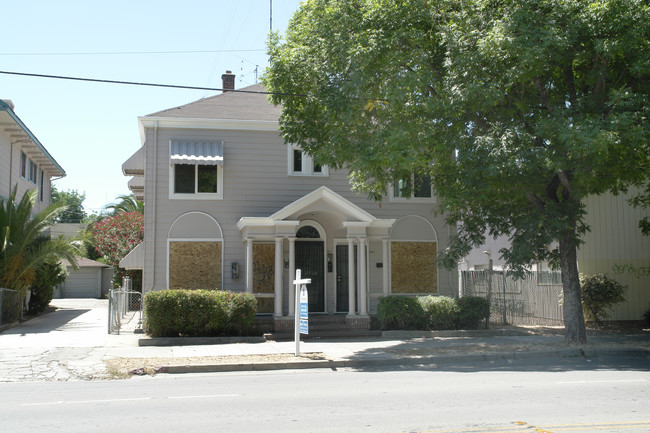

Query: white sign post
[293,269,311,356]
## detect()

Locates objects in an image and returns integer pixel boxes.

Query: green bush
[143,289,257,337]
[28,260,68,315]
[377,296,425,330]
[457,296,490,329]
[378,295,491,331]
[579,274,626,325]
[419,296,458,330]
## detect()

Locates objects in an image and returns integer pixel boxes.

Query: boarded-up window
[253,243,275,314]
[391,241,437,293]
[169,241,222,290]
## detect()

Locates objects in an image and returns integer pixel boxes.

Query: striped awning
[170,140,223,165]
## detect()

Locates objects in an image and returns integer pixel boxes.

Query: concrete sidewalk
[1,299,648,381]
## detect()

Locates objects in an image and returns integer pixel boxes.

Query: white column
[274,237,283,317]
[288,237,296,316]
[245,238,254,293]
[359,238,367,316]
[347,238,356,316]
[382,238,389,297]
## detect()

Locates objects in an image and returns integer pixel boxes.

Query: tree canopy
[51,185,87,223]
[265,0,650,343]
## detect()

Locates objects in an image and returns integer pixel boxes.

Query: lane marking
[168,394,240,399]
[555,379,647,384]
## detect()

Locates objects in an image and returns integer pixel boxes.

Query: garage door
[63,268,100,298]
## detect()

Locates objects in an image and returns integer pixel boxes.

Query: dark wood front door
[336,244,357,313]
[295,241,325,312]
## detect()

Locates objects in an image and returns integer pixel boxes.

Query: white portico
[236,187,395,323]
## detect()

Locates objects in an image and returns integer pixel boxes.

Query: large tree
[51,185,87,223]
[265,0,650,343]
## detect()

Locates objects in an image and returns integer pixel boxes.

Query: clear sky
[2,0,302,214]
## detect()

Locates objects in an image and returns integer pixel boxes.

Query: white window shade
[170,140,223,165]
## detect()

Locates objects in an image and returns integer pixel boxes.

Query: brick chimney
[221,70,235,92]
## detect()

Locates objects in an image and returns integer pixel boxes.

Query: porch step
[256,314,380,340]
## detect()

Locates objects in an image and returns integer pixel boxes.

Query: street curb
[138,336,266,346]
[151,346,649,375]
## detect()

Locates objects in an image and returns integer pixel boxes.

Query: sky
[2,0,303,214]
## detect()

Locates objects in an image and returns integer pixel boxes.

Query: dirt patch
[105,352,330,378]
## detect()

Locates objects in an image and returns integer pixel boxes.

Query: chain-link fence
[0,288,21,326]
[460,270,564,326]
[108,278,143,334]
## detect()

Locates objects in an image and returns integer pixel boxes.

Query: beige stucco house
[0,99,65,210]
[121,73,456,332]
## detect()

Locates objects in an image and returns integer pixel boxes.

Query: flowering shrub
[92,212,144,288]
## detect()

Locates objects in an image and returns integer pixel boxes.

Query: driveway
[0,298,111,381]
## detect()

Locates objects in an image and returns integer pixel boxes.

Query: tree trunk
[559,233,587,344]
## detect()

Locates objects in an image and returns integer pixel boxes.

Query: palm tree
[104,194,144,215]
[0,187,80,301]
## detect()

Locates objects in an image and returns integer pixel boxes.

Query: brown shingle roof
[147,83,282,122]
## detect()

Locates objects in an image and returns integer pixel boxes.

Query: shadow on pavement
[3,308,90,335]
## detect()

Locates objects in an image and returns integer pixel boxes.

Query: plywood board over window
[391,241,437,294]
[253,243,275,314]
[169,241,222,290]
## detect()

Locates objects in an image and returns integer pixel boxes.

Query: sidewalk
[100,328,650,377]
[1,298,648,381]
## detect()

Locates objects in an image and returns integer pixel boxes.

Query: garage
[57,258,113,299]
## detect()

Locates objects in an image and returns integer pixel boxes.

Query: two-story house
[121,72,457,333]
[1,99,65,212]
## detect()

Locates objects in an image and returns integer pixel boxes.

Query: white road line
[556,379,647,384]
[168,394,241,399]
[22,397,151,406]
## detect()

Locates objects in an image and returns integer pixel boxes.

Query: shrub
[643,306,650,327]
[419,296,458,330]
[28,260,67,314]
[457,296,490,329]
[143,289,257,337]
[579,274,626,325]
[377,296,425,330]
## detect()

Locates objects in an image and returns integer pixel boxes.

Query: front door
[336,244,357,313]
[295,241,325,312]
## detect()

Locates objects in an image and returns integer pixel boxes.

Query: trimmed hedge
[378,295,490,331]
[144,289,257,337]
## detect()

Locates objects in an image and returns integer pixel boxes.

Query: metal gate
[108,278,143,334]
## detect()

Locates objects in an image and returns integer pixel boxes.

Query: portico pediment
[236,186,394,238]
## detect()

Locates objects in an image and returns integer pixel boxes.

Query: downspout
[151,120,158,292]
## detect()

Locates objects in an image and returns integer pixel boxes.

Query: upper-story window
[20,151,27,178]
[169,140,224,200]
[39,169,45,202]
[28,159,38,184]
[389,172,436,202]
[288,144,328,176]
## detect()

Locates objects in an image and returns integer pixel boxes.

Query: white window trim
[287,144,329,177]
[388,174,436,203]
[169,163,224,200]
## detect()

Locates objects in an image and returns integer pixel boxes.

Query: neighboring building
[56,258,113,299]
[0,99,65,211]
[462,192,650,322]
[121,72,457,332]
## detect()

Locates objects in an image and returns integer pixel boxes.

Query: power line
[0,49,265,56]
[0,70,306,96]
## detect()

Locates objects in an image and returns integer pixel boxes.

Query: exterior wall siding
[577,191,650,321]
[141,124,457,314]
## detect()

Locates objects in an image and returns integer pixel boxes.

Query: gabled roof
[0,100,65,177]
[147,83,281,122]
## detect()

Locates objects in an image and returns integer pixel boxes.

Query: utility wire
[0,70,306,96]
[0,49,265,56]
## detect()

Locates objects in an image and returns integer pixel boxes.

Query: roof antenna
[270,0,273,32]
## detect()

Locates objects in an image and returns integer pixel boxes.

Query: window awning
[122,146,144,175]
[170,140,224,165]
[119,242,144,270]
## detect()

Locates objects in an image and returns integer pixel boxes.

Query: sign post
[293,269,311,356]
